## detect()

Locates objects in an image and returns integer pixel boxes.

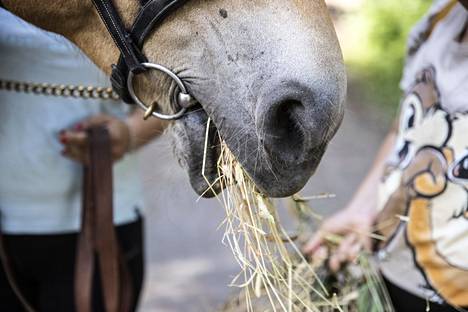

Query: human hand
[303,208,376,272]
[59,114,131,164]
[302,128,395,272]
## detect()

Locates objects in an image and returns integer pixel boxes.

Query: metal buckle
[127,62,195,120]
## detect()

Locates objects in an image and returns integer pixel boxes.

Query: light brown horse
[3,0,346,197]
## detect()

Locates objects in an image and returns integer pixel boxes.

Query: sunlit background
[138,1,431,311]
[330,0,431,112]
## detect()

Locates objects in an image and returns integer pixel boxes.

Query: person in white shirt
[0,8,166,311]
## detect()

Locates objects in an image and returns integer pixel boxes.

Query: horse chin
[171,109,221,198]
[247,143,327,198]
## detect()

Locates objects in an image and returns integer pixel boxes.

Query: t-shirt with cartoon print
[376,0,468,307]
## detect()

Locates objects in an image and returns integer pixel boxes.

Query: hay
[216,141,330,311]
[204,119,394,311]
[217,183,394,312]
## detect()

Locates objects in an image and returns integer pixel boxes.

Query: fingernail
[75,123,83,131]
[60,136,68,144]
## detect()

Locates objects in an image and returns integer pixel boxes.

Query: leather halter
[91,0,197,120]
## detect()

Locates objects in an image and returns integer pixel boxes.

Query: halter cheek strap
[91,0,197,120]
[92,0,148,75]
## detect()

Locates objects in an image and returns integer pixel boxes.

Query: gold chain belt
[0,78,120,101]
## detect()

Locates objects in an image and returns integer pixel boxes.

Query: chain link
[0,78,120,101]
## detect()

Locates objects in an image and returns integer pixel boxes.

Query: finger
[328,234,357,272]
[310,246,329,267]
[335,234,357,263]
[336,233,358,259]
[329,254,342,273]
[303,217,348,256]
[347,241,363,263]
[303,232,324,255]
[64,144,85,161]
[62,131,87,148]
[62,145,87,164]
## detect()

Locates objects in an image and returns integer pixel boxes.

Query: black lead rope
[91,0,189,103]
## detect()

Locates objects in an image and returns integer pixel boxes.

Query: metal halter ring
[127,62,195,120]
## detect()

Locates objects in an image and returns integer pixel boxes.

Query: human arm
[303,122,398,271]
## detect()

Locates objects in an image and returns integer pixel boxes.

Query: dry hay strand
[221,253,394,312]
[218,187,395,312]
[215,140,330,311]
[204,118,394,311]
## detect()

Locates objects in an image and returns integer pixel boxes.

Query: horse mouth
[171,108,329,198]
[171,109,222,198]
[169,110,327,198]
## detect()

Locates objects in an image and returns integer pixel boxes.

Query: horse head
[5,0,346,197]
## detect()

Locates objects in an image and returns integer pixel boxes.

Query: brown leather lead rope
[0,126,132,312]
[75,126,133,312]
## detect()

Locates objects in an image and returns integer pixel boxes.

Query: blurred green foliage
[344,0,432,112]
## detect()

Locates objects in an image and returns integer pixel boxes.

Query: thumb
[303,231,324,255]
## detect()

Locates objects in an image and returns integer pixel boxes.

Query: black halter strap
[91,0,188,103]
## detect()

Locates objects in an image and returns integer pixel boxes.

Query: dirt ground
[137,95,390,311]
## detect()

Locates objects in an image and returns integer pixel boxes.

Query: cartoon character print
[375,68,451,242]
[376,67,468,307]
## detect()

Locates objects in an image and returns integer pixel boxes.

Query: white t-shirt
[376,0,468,307]
[0,9,144,234]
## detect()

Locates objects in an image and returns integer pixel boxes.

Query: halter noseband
[91,0,197,120]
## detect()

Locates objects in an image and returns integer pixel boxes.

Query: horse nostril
[256,78,341,167]
[263,100,306,163]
